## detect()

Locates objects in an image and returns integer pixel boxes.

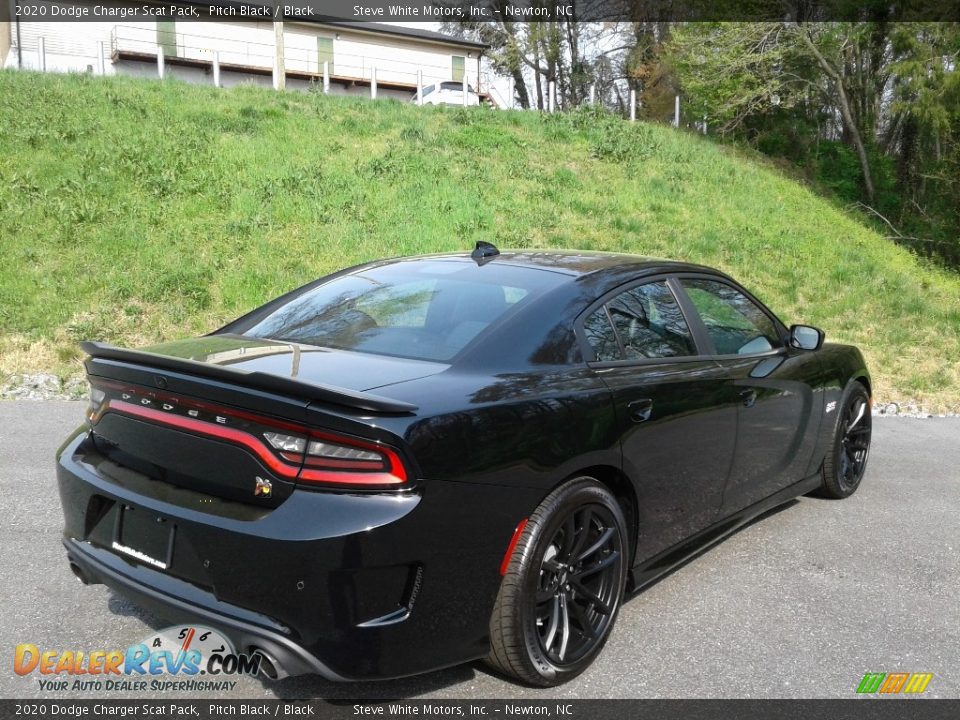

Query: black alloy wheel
[488,478,628,686]
[535,504,622,665]
[818,381,872,499]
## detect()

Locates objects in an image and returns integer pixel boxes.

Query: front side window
[583,281,696,361]
[680,279,781,355]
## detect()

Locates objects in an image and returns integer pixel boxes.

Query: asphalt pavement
[1,401,957,700]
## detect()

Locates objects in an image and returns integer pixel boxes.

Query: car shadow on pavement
[264,663,486,700]
[623,499,799,602]
[261,499,805,699]
[105,592,489,699]
[104,498,801,700]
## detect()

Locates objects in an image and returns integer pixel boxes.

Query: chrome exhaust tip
[251,647,288,681]
[69,562,89,585]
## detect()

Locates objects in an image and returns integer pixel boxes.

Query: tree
[670,22,884,202]
[443,9,640,112]
[670,21,960,258]
[441,16,532,108]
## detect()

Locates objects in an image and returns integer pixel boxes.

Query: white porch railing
[110,25,483,94]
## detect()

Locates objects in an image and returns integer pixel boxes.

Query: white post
[462,72,468,107]
[548,80,556,113]
[629,89,636,121]
[96,40,105,76]
[416,69,423,105]
[370,66,377,99]
[702,116,707,135]
[156,44,165,79]
[674,95,680,127]
[272,22,285,91]
[212,51,220,88]
[323,61,330,94]
[590,83,596,105]
[38,37,46,72]
[508,77,515,109]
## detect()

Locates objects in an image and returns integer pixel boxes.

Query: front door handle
[628,398,654,423]
[740,389,758,408]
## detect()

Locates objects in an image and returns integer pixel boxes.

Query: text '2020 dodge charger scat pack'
[57,244,872,686]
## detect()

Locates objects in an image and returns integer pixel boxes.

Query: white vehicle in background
[416,81,481,106]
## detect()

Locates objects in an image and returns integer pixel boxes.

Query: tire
[816,381,872,499]
[487,477,628,686]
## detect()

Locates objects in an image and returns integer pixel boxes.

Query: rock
[0,373,86,401]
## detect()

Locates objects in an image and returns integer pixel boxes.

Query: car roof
[403,250,721,280]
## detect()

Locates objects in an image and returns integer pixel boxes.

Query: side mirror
[789,324,824,351]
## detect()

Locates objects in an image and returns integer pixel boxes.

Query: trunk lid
[82,337,424,507]
[138,334,449,393]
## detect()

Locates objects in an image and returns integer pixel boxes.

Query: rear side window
[235,261,563,362]
[680,279,781,355]
[583,281,695,361]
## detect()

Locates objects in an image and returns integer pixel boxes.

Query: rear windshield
[235,259,564,362]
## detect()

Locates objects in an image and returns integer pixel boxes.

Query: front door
[675,277,822,514]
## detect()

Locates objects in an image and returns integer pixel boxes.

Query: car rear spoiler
[80,341,419,415]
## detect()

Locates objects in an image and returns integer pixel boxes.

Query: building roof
[174,2,489,51]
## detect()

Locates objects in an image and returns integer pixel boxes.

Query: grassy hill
[1,71,958,410]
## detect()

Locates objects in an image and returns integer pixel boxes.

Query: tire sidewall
[829,382,872,496]
[514,480,628,684]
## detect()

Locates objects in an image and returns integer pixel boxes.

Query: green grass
[1,70,958,409]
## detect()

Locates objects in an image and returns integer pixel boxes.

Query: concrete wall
[4,19,114,72]
[284,25,479,89]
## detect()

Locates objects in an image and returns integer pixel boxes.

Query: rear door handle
[628,398,654,423]
[740,389,758,408]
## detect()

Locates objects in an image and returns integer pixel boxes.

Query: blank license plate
[112,505,174,570]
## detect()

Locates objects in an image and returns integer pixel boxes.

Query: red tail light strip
[103,399,407,486]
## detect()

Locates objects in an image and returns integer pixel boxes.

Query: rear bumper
[56,430,544,680]
[64,537,345,680]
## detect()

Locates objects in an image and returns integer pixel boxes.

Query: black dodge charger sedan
[57,244,872,686]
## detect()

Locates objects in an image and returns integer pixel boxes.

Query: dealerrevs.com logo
[14,626,260,692]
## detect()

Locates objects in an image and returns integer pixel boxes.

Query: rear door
[674,276,823,515]
[577,277,737,563]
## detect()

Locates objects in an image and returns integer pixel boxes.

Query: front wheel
[817,381,872,499]
[487,478,628,686]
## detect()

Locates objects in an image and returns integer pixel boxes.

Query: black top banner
[5,0,960,23]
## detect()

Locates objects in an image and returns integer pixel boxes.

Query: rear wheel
[817,381,872,499]
[487,478,627,686]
